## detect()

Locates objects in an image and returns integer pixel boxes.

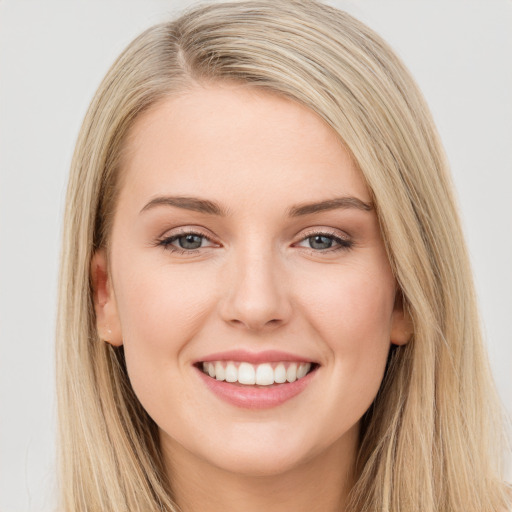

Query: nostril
[227,317,283,332]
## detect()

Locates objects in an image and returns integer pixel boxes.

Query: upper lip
[195,349,319,365]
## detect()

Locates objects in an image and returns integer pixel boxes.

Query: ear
[90,249,123,347]
[390,289,413,346]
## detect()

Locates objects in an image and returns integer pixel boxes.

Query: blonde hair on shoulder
[57,1,511,510]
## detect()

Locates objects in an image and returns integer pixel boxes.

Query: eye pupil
[179,234,203,249]
[309,235,333,250]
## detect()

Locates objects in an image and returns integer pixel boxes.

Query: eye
[296,231,352,253]
[173,234,207,250]
[156,230,217,254]
[306,234,336,250]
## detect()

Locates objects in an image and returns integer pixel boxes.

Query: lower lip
[195,366,318,409]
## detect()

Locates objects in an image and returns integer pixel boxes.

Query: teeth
[286,364,297,383]
[274,363,287,384]
[255,363,274,385]
[225,362,237,383]
[238,362,256,385]
[200,361,312,386]
[215,361,225,381]
[297,363,309,379]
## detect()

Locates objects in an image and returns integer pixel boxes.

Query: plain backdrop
[0,1,511,511]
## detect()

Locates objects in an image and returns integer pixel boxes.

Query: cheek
[300,260,395,346]
[297,261,395,408]
[112,257,218,395]
[115,257,215,342]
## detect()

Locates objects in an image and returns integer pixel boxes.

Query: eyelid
[157,225,216,240]
[298,227,351,241]
[154,226,353,255]
[154,227,220,252]
[293,228,353,254]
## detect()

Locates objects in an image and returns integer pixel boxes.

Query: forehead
[118,83,370,212]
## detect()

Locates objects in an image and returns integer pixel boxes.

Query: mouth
[194,356,319,409]
[195,360,319,387]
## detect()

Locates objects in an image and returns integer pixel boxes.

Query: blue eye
[308,235,336,250]
[174,234,204,250]
[157,231,215,253]
[155,229,352,256]
[297,232,352,252]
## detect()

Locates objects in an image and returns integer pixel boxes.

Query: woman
[56,1,511,510]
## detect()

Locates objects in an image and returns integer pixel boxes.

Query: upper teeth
[201,361,312,386]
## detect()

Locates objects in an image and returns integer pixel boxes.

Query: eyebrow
[140,195,373,217]
[140,196,230,216]
[286,196,373,216]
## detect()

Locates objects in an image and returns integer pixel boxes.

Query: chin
[210,447,310,478]
[196,426,323,478]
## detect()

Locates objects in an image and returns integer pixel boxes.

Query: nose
[218,246,292,332]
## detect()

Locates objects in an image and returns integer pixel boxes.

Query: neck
[162,426,358,512]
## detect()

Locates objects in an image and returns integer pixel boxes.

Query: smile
[200,361,313,386]
[194,352,319,409]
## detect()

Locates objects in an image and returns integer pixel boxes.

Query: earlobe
[390,290,413,346]
[90,249,123,347]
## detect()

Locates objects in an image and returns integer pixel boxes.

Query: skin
[92,83,410,512]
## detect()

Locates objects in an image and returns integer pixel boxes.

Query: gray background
[1,1,511,510]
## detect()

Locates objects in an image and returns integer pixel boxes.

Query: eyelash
[298,229,353,253]
[155,230,215,255]
[155,229,353,256]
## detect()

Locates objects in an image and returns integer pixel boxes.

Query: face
[92,84,410,478]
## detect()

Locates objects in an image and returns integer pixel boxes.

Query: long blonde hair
[57,1,510,510]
